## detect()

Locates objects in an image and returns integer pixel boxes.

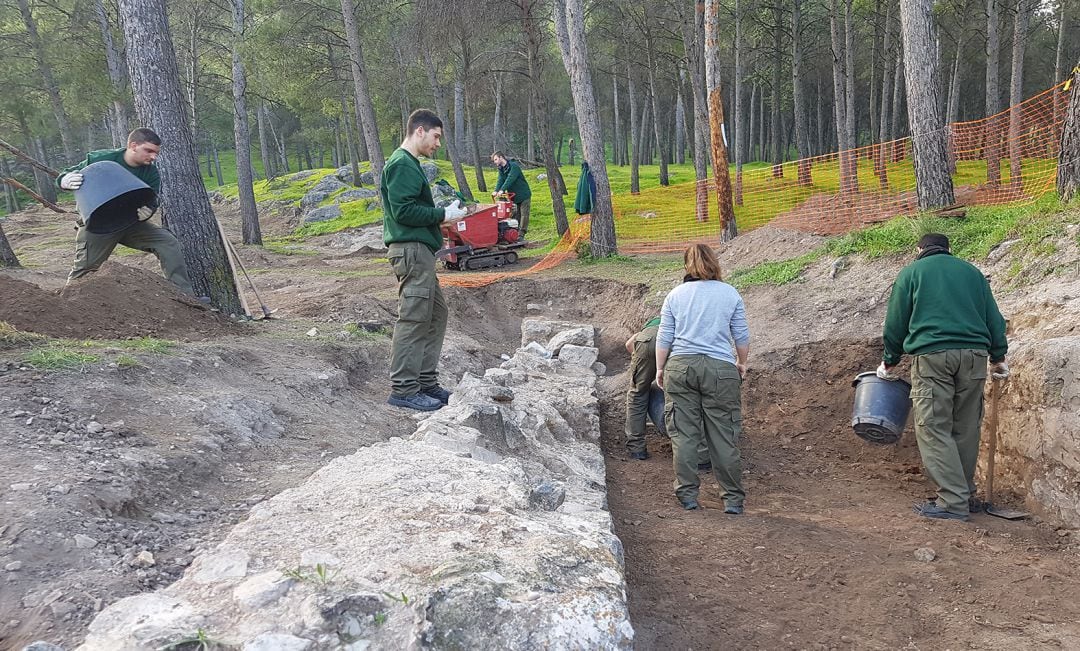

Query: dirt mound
[716,225,826,272]
[0,263,237,340]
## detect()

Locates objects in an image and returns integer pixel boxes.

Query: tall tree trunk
[899,0,955,207]
[492,73,504,151]
[628,57,641,193]
[645,29,669,186]
[891,45,906,144]
[771,2,784,178]
[1058,62,1080,201]
[0,221,19,267]
[30,137,58,205]
[1007,0,1031,191]
[748,83,757,162]
[706,0,737,241]
[93,0,128,147]
[613,75,623,166]
[1,156,19,214]
[466,94,487,193]
[877,0,895,188]
[257,103,275,179]
[231,0,261,245]
[869,0,882,153]
[17,0,74,161]
[845,0,857,150]
[519,0,569,234]
[422,52,473,200]
[340,0,385,186]
[945,8,969,174]
[339,96,360,184]
[680,0,710,221]
[526,96,535,161]
[792,0,812,185]
[212,135,223,185]
[985,0,1002,184]
[553,0,617,255]
[454,80,466,154]
[675,74,687,165]
[831,0,857,194]
[186,11,199,134]
[117,0,242,313]
[734,0,744,203]
[815,77,824,156]
[1053,2,1068,127]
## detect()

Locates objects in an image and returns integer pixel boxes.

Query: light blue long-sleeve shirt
[658,280,750,365]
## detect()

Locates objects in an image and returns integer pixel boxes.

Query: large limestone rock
[300,176,349,213]
[78,320,632,651]
[302,204,342,224]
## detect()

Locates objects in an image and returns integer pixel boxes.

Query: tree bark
[613,75,624,166]
[526,96,535,162]
[845,0,857,150]
[734,0,744,204]
[519,0,569,234]
[899,0,955,208]
[340,0,384,186]
[675,74,687,165]
[466,95,487,193]
[706,0,737,241]
[553,0,617,255]
[0,218,19,267]
[628,55,641,193]
[877,0,895,188]
[748,83,757,161]
[680,0,710,221]
[645,27,669,186]
[231,0,261,245]
[186,10,199,135]
[117,0,242,313]
[792,0,812,185]
[422,52,473,200]
[30,137,58,205]
[1007,0,1031,191]
[985,0,1002,184]
[454,80,466,154]
[771,1,784,178]
[492,74,504,151]
[1053,1,1068,127]
[257,103,276,179]
[1058,62,1080,201]
[93,0,129,147]
[17,0,74,161]
[831,0,857,194]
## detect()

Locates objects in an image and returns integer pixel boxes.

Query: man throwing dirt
[878,233,1009,521]
[491,152,532,239]
[380,109,467,411]
[56,128,196,296]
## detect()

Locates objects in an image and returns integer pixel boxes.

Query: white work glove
[990,361,1010,380]
[876,361,900,381]
[442,199,466,222]
[59,172,84,190]
[137,206,154,221]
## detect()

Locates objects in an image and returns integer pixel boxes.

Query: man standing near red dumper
[490,152,532,240]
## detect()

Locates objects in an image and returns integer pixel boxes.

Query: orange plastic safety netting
[442,82,1073,287]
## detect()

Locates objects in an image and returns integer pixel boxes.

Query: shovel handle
[985,378,1000,503]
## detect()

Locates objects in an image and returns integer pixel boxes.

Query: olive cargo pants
[625,326,658,453]
[388,241,448,398]
[910,348,988,516]
[69,221,196,296]
[664,354,745,505]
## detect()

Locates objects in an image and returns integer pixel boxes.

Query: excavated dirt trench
[5,267,1080,650]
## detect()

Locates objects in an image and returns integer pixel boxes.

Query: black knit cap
[917,233,950,250]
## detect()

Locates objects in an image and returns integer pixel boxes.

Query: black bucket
[73,160,156,234]
[647,384,666,435]
[851,371,912,444]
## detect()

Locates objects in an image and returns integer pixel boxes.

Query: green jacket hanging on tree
[574,161,594,215]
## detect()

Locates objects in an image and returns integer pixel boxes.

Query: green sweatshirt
[57,148,160,193]
[882,251,1007,365]
[380,148,445,253]
[494,160,532,204]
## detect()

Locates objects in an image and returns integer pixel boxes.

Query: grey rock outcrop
[336,189,378,204]
[421,162,438,183]
[302,204,342,224]
[300,176,349,213]
[78,320,632,651]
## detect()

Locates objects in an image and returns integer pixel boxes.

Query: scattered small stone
[914,547,936,562]
[5,561,23,571]
[74,534,99,549]
[86,421,105,435]
[49,600,77,618]
[9,483,32,491]
[50,484,71,495]
[306,328,319,337]
[133,551,156,568]
[526,303,544,312]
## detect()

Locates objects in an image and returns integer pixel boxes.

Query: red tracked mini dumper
[437,193,525,270]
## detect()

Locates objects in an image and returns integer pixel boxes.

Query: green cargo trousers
[69,221,196,296]
[388,241,448,398]
[911,348,988,516]
[625,326,658,453]
[513,200,531,235]
[664,354,745,505]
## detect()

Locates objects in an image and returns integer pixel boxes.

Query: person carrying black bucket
[56,128,197,297]
[877,233,1009,521]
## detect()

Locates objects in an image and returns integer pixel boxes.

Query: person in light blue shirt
[656,243,750,512]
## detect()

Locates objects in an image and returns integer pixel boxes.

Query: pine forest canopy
[2,0,1079,240]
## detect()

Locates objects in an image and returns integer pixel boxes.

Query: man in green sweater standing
[56,128,196,296]
[491,152,532,238]
[878,233,1009,521]
[381,109,467,411]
